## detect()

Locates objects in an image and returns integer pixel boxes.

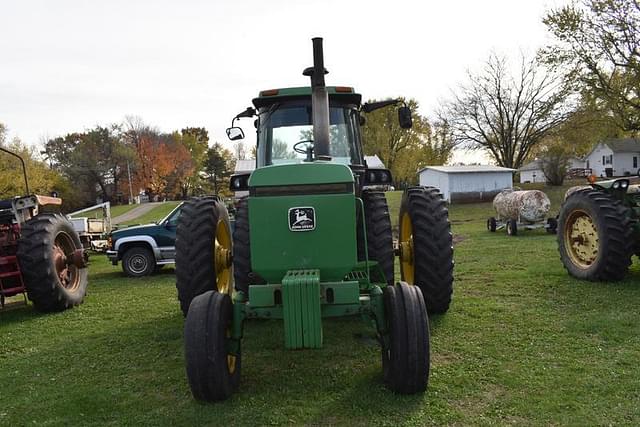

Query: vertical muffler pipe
[308,37,330,159]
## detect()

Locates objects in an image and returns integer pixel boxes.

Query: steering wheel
[293,140,314,155]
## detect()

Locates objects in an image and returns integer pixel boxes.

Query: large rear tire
[184,290,240,401]
[357,190,394,285]
[557,189,633,281]
[232,198,251,294]
[17,214,88,312]
[175,197,233,316]
[398,186,454,314]
[382,282,430,394]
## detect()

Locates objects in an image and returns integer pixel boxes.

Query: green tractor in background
[558,176,639,281]
[175,38,454,401]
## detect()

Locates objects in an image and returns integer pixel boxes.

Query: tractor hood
[247,162,357,283]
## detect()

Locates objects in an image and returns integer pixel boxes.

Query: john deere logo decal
[288,207,315,231]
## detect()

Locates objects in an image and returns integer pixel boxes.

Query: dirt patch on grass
[453,234,467,245]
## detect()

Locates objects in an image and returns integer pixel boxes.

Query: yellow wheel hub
[399,212,415,284]
[226,328,237,374]
[564,209,599,268]
[213,220,233,295]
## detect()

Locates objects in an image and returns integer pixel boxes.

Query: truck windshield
[257,103,363,167]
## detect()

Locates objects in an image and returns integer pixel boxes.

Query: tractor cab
[227,87,410,193]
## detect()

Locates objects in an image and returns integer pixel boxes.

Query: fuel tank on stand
[493,189,551,223]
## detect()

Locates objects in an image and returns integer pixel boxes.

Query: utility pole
[127,160,134,204]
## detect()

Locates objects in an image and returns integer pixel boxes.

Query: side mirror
[226,127,245,141]
[398,106,412,129]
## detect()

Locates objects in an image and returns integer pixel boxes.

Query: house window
[634,156,638,169]
[603,155,612,165]
[602,155,605,164]
[586,160,590,169]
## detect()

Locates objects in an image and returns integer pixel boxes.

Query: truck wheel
[184,290,240,401]
[122,246,155,277]
[357,190,394,285]
[382,282,429,394]
[17,214,88,312]
[487,217,497,232]
[176,197,233,316]
[233,198,251,294]
[506,219,518,236]
[398,186,453,314]
[558,189,633,281]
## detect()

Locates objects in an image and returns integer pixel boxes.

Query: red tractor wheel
[17,214,88,312]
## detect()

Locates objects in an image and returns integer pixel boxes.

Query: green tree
[174,128,209,198]
[45,125,133,204]
[203,143,235,195]
[543,0,640,132]
[362,99,455,185]
[0,139,77,208]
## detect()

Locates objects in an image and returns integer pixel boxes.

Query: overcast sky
[0,0,566,163]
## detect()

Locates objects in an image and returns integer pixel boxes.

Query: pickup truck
[106,203,183,277]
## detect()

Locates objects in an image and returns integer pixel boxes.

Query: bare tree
[440,53,572,169]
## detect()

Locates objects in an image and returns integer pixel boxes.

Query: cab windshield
[257,103,363,167]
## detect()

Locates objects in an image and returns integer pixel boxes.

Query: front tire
[184,291,240,401]
[382,282,430,394]
[398,187,453,314]
[122,246,155,277]
[557,189,633,281]
[17,214,88,312]
[175,197,233,316]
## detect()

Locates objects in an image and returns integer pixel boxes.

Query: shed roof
[235,159,255,173]
[419,165,515,174]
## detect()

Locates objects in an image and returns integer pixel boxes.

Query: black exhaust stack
[0,147,29,195]
[303,37,330,159]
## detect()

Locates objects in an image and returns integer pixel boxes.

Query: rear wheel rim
[399,212,415,284]
[564,209,599,268]
[53,231,80,291]
[214,220,233,294]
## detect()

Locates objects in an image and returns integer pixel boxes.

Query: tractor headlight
[613,181,620,189]
[621,180,629,189]
[229,173,250,192]
[364,169,393,186]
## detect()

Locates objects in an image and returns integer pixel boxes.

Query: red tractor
[0,147,88,311]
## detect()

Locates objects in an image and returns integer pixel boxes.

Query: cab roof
[252,86,362,109]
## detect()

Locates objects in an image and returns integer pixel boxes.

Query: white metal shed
[418,165,515,203]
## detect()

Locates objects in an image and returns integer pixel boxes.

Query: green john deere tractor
[175,38,454,401]
[558,177,639,281]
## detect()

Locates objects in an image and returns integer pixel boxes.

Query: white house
[418,165,515,203]
[584,138,640,177]
[518,157,585,184]
[518,160,546,184]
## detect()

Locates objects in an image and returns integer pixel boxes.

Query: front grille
[250,182,353,197]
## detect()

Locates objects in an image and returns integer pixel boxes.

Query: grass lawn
[1,183,639,425]
[119,201,181,226]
